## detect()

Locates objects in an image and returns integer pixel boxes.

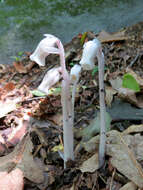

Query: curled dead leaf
[105,86,117,107]
[118,87,143,108]
[80,153,99,173]
[97,30,127,43]
[0,168,24,190]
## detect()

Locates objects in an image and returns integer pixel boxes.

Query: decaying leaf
[81,128,143,187]
[0,134,44,184]
[48,112,63,126]
[106,130,143,188]
[82,135,99,153]
[0,168,24,190]
[105,86,117,107]
[0,98,21,118]
[123,124,143,135]
[118,87,143,108]
[3,82,15,92]
[13,62,28,74]
[80,153,99,173]
[97,30,127,43]
[13,61,35,74]
[17,136,44,183]
[109,76,122,91]
[119,182,137,190]
[0,64,6,73]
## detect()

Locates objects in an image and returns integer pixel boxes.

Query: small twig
[128,53,140,68]
[22,96,46,102]
[109,168,116,190]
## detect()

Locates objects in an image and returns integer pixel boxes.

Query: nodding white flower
[30,34,60,66]
[38,67,62,94]
[70,64,81,83]
[30,34,74,167]
[80,38,101,70]
[70,64,81,122]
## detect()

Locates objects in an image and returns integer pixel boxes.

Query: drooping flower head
[70,64,81,83]
[30,34,60,66]
[80,38,102,70]
[38,67,62,94]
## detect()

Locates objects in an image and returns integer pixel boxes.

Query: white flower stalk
[38,67,62,94]
[80,38,106,168]
[80,39,101,70]
[30,34,60,66]
[70,64,81,121]
[30,34,74,168]
[56,39,74,167]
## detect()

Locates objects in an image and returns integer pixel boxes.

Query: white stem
[62,80,74,168]
[71,81,77,122]
[56,39,74,168]
[98,50,106,168]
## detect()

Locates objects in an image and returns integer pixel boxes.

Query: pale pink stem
[56,39,74,167]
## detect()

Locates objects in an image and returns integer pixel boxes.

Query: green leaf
[69,62,74,67]
[91,66,107,76]
[31,90,46,97]
[18,51,24,56]
[91,66,98,76]
[48,87,61,95]
[11,56,20,62]
[122,73,140,92]
[80,32,87,45]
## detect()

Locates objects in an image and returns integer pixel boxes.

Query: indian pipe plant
[30,34,106,168]
[30,34,74,168]
[80,38,106,168]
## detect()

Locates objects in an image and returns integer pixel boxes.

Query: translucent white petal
[70,64,81,83]
[38,67,62,94]
[80,38,101,70]
[30,34,59,66]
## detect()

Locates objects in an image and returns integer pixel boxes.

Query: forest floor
[0,22,143,190]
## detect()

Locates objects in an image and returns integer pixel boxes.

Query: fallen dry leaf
[13,61,28,73]
[80,153,99,173]
[13,61,35,74]
[119,182,137,190]
[105,86,117,107]
[0,98,21,118]
[3,82,15,92]
[0,133,44,184]
[109,76,122,91]
[118,87,143,108]
[106,130,143,188]
[48,113,63,126]
[97,30,127,43]
[17,135,44,183]
[0,64,6,73]
[123,124,143,135]
[82,129,143,188]
[0,168,24,190]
